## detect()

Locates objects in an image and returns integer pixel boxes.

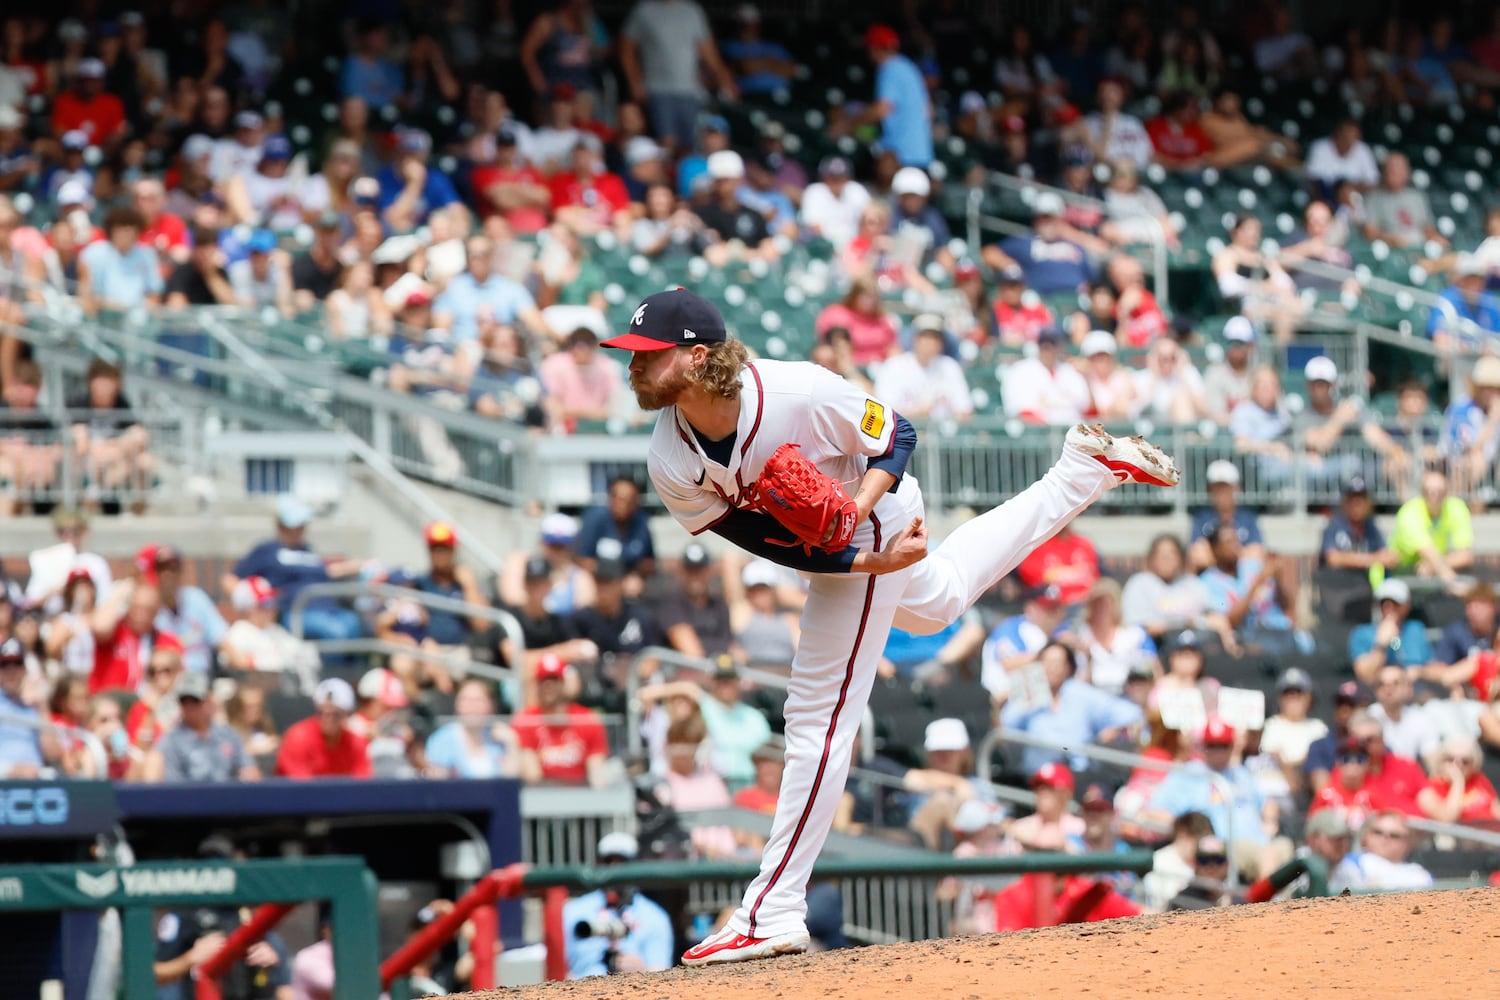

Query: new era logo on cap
[603,289,728,352]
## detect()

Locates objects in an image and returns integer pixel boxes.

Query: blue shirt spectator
[1320,508,1386,567]
[341,25,406,106]
[883,618,965,674]
[1201,557,1295,633]
[563,888,674,977]
[999,677,1143,776]
[377,132,460,227]
[410,572,470,647]
[721,34,795,95]
[1349,617,1433,668]
[874,50,933,167]
[433,269,537,344]
[1149,758,1268,845]
[1190,506,1263,551]
[80,236,162,310]
[995,233,1094,294]
[0,667,44,778]
[1426,280,1500,348]
[1434,616,1493,665]
[234,539,334,613]
[1442,391,1499,463]
[576,479,656,572]
[156,583,228,677]
[425,721,511,779]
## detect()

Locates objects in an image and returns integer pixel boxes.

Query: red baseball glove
[753,443,860,552]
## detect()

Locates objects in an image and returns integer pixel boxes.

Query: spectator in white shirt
[1259,668,1327,793]
[210,109,265,185]
[1077,329,1136,421]
[1369,665,1440,762]
[1253,4,1316,79]
[1305,119,1379,200]
[1001,328,1090,425]
[1133,337,1209,425]
[1084,77,1153,169]
[798,155,869,250]
[873,318,973,423]
[1332,811,1433,891]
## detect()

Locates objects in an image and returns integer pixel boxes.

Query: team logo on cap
[632,303,649,326]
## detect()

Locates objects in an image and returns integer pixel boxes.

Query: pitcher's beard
[631,367,694,411]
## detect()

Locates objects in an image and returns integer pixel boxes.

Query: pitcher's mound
[466,887,1496,998]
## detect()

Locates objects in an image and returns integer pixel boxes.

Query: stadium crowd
[3,0,1500,957]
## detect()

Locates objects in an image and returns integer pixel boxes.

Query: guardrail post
[542,886,569,981]
[121,906,157,1000]
[470,900,499,989]
[1030,873,1056,928]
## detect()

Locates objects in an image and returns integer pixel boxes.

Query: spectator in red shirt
[513,653,609,786]
[275,678,373,779]
[1105,254,1169,349]
[471,127,551,232]
[1308,736,1389,831]
[133,178,189,271]
[89,580,174,694]
[548,139,630,236]
[732,740,785,816]
[991,265,1056,346]
[992,872,1141,931]
[1340,713,1425,815]
[51,58,126,148]
[1146,92,1214,171]
[123,640,186,749]
[1016,525,1102,607]
[1416,735,1500,824]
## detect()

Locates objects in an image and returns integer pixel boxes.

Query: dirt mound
[469,887,1496,998]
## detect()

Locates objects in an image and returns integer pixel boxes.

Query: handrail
[0,712,109,780]
[1288,254,1481,345]
[285,581,524,682]
[298,639,511,683]
[1406,815,1500,849]
[378,865,524,990]
[627,645,876,765]
[979,727,1237,879]
[968,173,1171,306]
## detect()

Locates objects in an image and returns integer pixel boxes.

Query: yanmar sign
[75,867,237,900]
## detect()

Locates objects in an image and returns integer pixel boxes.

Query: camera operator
[562,832,674,977]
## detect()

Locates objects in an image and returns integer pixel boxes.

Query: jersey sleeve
[807,367,898,460]
[648,441,730,535]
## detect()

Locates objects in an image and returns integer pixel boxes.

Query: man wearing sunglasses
[1333,810,1433,891]
[1167,835,1245,911]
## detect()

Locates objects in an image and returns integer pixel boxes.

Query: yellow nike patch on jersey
[861,400,886,439]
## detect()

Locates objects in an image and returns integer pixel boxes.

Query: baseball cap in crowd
[549,81,577,102]
[540,512,578,545]
[923,717,970,753]
[1222,316,1256,344]
[682,543,712,570]
[1126,661,1156,684]
[120,11,145,28]
[1054,103,1082,125]
[707,150,745,180]
[58,19,88,43]
[1374,578,1411,605]
[742,559,780,590]
[1456,253,1487,278]
[535,653,568,681]
[175,672,211,701]
[711,654,739,682]
[958,91,988,116]
[1194,835,1228,864]
[61,129,91,151]
[358,667,408,708]
[624,136,663,167]
[891,167,931,198]
[1343,475,1370,497]
[262,134,293,161]
[1081,330,1118,357]
[751,739,785,764]
[275,493,313,529]
[1170,629,1202,654]
[1205,460,1241,486]
[231,576,277,612]
[913,313,945,335]
[1334,680,1374,706]
[818,155,851,178]
[1060,145,1093,168]
[134,543,181,584]
[1027,583,1064,606]
[1002,115,1027,135]
[997,264,1027,284]
[735,3,761,22]
[1031,761,1075,791]
[597,831,639,861]
[0,106,20,131]
[699,114,730,135]
[315,677,357,713]
[593,557,626,582]
[424,520,457,547]
[952,799,1004,834]
[1036,326,1066,346]
[351,176,381,205]
[398,128,432,154]
[1080,786,1115,812]
[1304,356,1338,384]
[234,110,264,131]
[245,229,276,255]
[523,555,552,581]
[1304,809,1351,839]
[75,57,106,79]
[495,124,520,147]
[181,134,216,163]
[1473,355,1500,388]
[1033,191,1065,217]
[864,24,899,51]
[1201,716,1235,746]
[1275,667,1313,696]
[954,259,981,281]
[602,288,728,352]
[0,637,23,663]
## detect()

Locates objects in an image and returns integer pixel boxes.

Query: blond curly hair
[687,339,750,400]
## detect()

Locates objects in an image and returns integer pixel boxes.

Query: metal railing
[978,727,1238,879]
[0,409,192,510]
[626,645,876,765]
[285,581,525,686]
[0,712,109,780]
[967,175,1171,307]
[520,783,636,868]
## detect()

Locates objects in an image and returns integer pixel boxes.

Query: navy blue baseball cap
[262,134,293,161]
[602,288,728,352]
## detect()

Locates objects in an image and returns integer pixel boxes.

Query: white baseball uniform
[648,358,1116,938]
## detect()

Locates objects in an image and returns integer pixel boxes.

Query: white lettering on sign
[0,878,22,902]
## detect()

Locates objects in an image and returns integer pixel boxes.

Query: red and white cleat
[681,926,811,967]
[1065,423,1180,488]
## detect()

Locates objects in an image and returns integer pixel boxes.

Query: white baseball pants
[728,446,1113,938]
